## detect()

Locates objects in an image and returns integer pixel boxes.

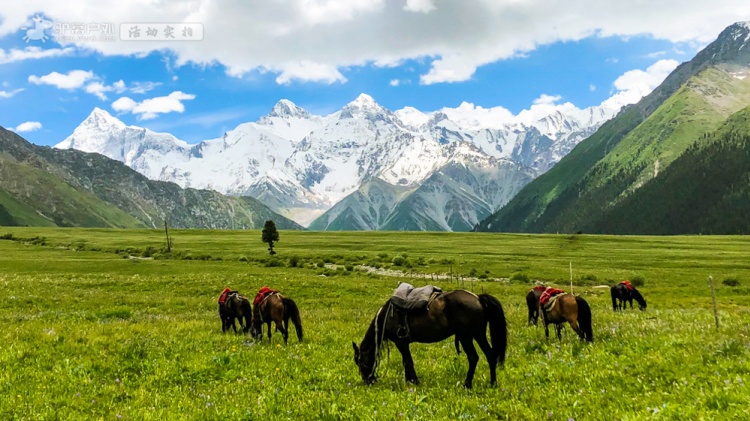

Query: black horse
[610,283,647,311]
[526,287,545,326]
[220,293,252,333]
[352,290,507,389]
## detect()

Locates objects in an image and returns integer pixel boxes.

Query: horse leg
[266,321,272,341]
[474,334,496,386]
[568,319,584,340]
[554,323,562,341]
[394,341,419,385]
[275,319,289,345]
[459,336,480,389]
[454,336,461,355]
[543,316,550,341]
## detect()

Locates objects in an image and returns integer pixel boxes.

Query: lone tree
[262,220,280,255]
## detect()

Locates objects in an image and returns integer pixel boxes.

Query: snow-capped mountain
[57,93,625,229]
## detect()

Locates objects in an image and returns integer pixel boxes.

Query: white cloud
[589,84,596,92]
[0,46,74,64]
[112,91,196,120]
[389,79,400,86]
[439,59,680,129]
[604,59,680,106]
[14,121,41,132]
[0,1,748,84]
[130,81,161,94]
[84,79,126,100]
[0,88,23,98]
[29,70,94,89]
[646,50,667,58]
[404,0,436,13]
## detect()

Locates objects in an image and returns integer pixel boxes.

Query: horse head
[633,290,647,311]
[352,342,376,384]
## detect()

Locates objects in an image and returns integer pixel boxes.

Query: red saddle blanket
[539,288,565,306]
[620,280,635,291]
[532,285,547,292]
[253,286,279,305]
[218,287,233,304]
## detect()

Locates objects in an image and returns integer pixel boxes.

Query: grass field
[1,227,749,420]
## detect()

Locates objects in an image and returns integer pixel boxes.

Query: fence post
[709,276,719,331]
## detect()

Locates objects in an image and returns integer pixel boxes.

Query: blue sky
[0,1,747,146]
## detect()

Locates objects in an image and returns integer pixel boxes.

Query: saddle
[253,286,279,306]
[390,283,443,338]
[620,280,635,291]
[218,288,237,305]
[540,288,565,311]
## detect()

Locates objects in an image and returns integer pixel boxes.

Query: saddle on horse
[253,286,279,306]
[539,287,565,311]
[619,280,635,291]
[390,283,443,338]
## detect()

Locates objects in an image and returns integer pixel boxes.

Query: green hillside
[477,22,750,234]
[593,105,750,234]
[0,127,302,230]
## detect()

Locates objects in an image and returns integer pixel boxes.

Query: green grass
[1,228,749,419]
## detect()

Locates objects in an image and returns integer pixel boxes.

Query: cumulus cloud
[0,46,74,64]
[112,91,196,120]
[603,59,680,106]
[389,79,400,86]
[29,70,94,89]
[14,121,42,132]
[84,79,126,100]
[0,1,747,84]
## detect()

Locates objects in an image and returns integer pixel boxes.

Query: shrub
[577,273,599,285]
[238,256,248,262]
[722,277,741,287]
[344,264,354,272]
[392,256,405,266]
[141,246,157,258]
[510,272,529,283]
[265,258,284,267]
[0,233,13,240]
[377,252,389,260]
[630,276,645,287]
[288,255,300,267]
[316,261,325,268]
[469,268,478,277]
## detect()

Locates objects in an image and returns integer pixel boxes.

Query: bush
[344,264,354,272]
[722,277,741,287]
[316,261,325,268]
[630,276,645,287]
[377,252,389,260]
[238,256,248,262]
[288,255,300,267]
[577,273,599,285]
[510,272,529,283]
[0,233,13,240]
[264,258,284,267]
[141,246,157,258]
[392,256,406,266]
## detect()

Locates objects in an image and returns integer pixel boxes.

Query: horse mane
[360,303,391,379]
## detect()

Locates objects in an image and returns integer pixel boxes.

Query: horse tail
[282,297,304,342]
[241,298,253,332]
[478,294,507,366]
[610,286,617,312]
[575,296,593,342]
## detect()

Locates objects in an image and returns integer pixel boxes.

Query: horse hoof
[463,383,473,389]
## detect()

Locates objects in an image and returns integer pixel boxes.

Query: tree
[262,220,280,255]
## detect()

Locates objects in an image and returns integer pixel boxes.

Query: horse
[526,287,545,326]
[250,292,303,344]
[221,293,252,334]
[611,283,647,311]
[352,290,507,389]
[541,293,593,342]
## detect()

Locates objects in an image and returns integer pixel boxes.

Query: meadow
[0,227,749,420]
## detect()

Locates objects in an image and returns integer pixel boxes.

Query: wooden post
[449,263,453,284]
[709,276,719,331]
[164,219,171,252]
[569,261,573,294]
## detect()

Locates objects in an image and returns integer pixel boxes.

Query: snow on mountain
[57,93,626,229]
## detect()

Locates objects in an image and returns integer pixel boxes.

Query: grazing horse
[541,293,593,342]
[352,290,507,389]
[611,283,647,311]
[250,292,303,344]
[526,286,546,326]
[221,293,252,334]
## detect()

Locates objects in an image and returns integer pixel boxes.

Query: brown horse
[541,293,593,342]
[222,293,252,334]
[352,290,507,389]
[250,293,303,344]
[526,287,545,326]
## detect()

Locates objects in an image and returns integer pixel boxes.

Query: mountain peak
[268,99,309,119]
[350,93,377,108]
[84,107,125,129]
[340,93,390,121]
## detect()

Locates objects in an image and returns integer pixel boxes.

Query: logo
[21,15,53,43]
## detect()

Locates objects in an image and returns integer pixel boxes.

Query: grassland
[1,227,749,420]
